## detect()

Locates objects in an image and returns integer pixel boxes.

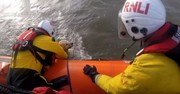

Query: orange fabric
[32,87,55,94]
[32,86,71,94]
[0,62,10,85]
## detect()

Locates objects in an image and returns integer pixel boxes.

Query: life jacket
[136,22,180,64]
[12,27,55,66]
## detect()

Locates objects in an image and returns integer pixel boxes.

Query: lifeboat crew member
[83,0,180,93]
[7,20,68,90]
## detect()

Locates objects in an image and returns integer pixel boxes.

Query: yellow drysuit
[10,35,67,72]
[95,53,180,94]
[7,35,67,90]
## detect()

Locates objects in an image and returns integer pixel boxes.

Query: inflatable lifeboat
[0,56,129,94]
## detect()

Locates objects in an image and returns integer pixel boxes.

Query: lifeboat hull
[0,56,129,94]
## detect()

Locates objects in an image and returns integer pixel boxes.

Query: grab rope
[66,55,73,93]
[0,84,33,94]
[0,84,11,94]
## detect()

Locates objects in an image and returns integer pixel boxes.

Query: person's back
[7,20,68,90]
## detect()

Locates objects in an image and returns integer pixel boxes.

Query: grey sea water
[0,0,180,60]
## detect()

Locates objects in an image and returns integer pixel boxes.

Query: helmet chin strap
[120,38,137,59]
[132,36,138,41]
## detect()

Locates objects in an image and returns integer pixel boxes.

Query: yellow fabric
[96,53,180,94]
[10,35,67,73]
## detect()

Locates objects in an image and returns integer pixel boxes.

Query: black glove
[50,75,69,90]
[83,64,99,83]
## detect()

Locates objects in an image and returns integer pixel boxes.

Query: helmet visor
[118,12,130,39]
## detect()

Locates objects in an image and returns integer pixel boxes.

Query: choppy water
[0,0,180,60]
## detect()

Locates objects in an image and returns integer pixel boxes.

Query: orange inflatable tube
[0,56,11,85]
[44,59,129,94]
[0,61,9,85]
[0,56,129,94]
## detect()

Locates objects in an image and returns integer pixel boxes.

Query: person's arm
[33,35,68,59]
[95,73,135,94]
[83,64,139,94]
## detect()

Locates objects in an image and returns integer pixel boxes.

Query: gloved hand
[51,75,69,90]
[83,64,99,83]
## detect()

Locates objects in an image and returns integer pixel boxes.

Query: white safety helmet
[38,20,54,37]
[118,0,166,40]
